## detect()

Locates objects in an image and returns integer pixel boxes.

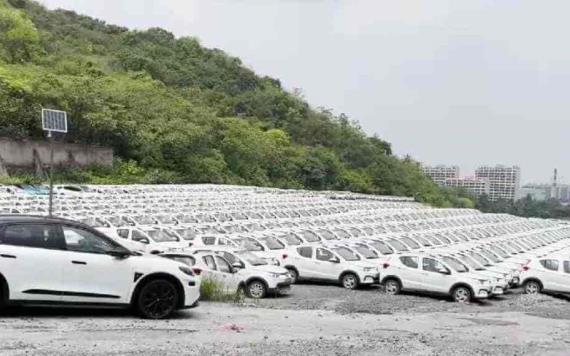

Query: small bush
[200,277,244,303]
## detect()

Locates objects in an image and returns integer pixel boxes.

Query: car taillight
[282,254,288,259]
[382,263,390,269]
[522,265,530,271]
[192,268,202,276]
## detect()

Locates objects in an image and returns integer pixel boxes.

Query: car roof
[0,214,84,225]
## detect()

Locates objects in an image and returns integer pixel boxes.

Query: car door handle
[0,254,16,259]
[72,261,87,265]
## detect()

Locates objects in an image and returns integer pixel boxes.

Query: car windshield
[175,228,198,241]
[355,245,379,259]
[317,230,336,240]
[331,247,360,261]
[469,252,492,266]
[387,239,409,252]
[167,255,196,266]
[489,246,510,259]
[237,252,268,266]
[458,255,485,271]
[260,237,285,250]
[479,249,501,263]
[279,233,302,246]
[333,229,351,239]
[370,241,394,255]
[400,237,420,249]
[441,256,468,273]
[301,231,320,242]
[147,230,179,242]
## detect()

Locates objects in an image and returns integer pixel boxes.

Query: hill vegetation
[0,0,474,208]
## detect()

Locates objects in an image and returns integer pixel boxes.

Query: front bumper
[361,273,380,285]
[268,281,292,294]
[475,288,490,299]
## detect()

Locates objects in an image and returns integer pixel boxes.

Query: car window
[221,252,238,264]
[168,255,196,266]
[564,261,570,274]
[215,256,232,273]
[316,248,334,261]
[132,230,149,243]
[203,255,217,270]
[400,256,419,269]
[540,259,559,271]
[422,258,446,273]
[202,236,216,245]
[62,226,119,254]
[1,224,63,250]
[297,246,312,258]
[117,229,129,239]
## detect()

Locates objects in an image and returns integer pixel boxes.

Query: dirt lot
[1,285,570,356]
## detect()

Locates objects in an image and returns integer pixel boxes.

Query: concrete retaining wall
[0,138,113,170]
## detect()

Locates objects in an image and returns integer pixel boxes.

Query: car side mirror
[232,262,243,272]
[138,238,150,244]
[329,257,340,263]
[106,248,132,259]
[437,267,450,275]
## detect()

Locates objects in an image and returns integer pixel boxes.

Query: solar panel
[42,108,68,133]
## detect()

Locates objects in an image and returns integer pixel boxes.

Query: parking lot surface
[2,284,570,356]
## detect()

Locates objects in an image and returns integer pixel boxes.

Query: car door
[561,261,570,293]
[200,254,233,290]
[396,256,423,290]
[0,223,67,301]
[293,246,318,279]
[420,257,452,294]
[314,248,342,280]
[214,256,242,292]
[539,259,560,291]
[60,224,135,304]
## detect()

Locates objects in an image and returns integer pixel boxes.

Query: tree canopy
[0,0,473,207]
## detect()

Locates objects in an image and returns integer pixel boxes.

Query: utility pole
[42,108,68,218]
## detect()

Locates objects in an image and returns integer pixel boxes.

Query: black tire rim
[288,269,298,283]
[140,281,177,319]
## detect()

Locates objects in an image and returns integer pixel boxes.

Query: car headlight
[269,273,281,278]
[179,266,194,276]
[270,258,280,266]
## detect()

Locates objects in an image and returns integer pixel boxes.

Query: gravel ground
[1,285,570,355]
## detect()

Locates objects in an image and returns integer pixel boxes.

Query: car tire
[384,279,401,295]
[286,268,298,284]
[341,273,359,290]
[452,286,472,303]
[246,280,267,299]
[136,279,179,319]
[523,280,541,295]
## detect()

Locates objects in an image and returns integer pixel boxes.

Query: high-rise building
[475,165,521,202]
[443,177,490,196]
[422,165,460,185]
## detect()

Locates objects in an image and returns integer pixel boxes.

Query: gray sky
[40,0,570,184]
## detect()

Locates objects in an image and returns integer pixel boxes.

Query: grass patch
[200,277,245,303]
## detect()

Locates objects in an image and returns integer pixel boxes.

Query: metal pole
[48,131,54,217]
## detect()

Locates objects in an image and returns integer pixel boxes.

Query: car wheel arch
[448,282,474,297]
[0,273,8,304]
[246,277,269,289]
[131,272,185,309]
[339,270,360,284]
[381,275,402,288]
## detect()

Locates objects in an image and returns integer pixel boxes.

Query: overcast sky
[39,0,570,184]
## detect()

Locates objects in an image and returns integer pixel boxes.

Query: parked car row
[0,183,569,318]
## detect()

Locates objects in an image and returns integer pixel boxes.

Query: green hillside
[0,0,473,208]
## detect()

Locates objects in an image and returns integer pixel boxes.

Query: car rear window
[1,224,62,250]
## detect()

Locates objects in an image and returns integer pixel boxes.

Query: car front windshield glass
[459,255,485,271]
[387,239,409,252]
[147,230,178,242]
[333,247,360,261]
[355,246,379,259]
[260,237,285,250]
[237,252,268,266]
[370,241,394,254]
[442,256,468,273]
[301,231,319,242]
[469,252,492,266]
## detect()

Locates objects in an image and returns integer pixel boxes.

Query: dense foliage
[0,0,471,207]
[476,195,570,220]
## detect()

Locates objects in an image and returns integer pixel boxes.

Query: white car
[520,255,570,295]
[0,216,200,319]
[284,244,379,289]
[381,253,492,302]
[102,226,188,254]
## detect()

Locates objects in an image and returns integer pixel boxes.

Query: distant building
[444,177,490,196]
[475,165,521,202]
[519,185,549,201]
[422,165,460,185]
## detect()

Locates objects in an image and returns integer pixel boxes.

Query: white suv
[381,253,492,302]
[520,255,570,295]
[284,244,379,289]
[0,216,200,319]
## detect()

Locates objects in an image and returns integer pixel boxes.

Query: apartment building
[422,165,460,185]
[475,165,521,202]
[443,177,490,196]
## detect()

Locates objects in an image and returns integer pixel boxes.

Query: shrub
[199,276,244,303]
